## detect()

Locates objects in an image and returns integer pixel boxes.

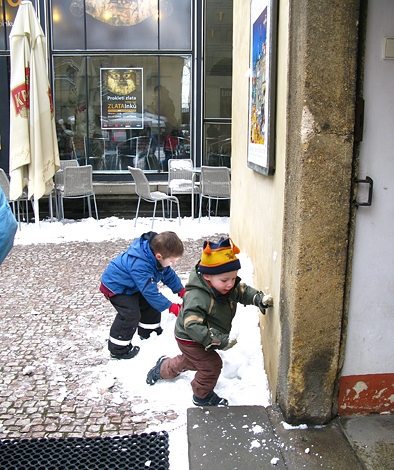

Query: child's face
[203,270,238,295]
[156,254,180,268]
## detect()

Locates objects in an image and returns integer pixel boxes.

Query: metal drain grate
[0,431,169,470]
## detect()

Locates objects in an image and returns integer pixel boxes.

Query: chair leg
[152,201,158,229]
[134,196,141,227]
[161,200,166,220]
[49,192,54,222]
[60,197,65,224]
[92,194,99,220]
[198,194,203,222]
[176,200,181,225]
[11,201,20,231]
[17,200,21,225]
[87,196,92,218]
[26,199,30,224]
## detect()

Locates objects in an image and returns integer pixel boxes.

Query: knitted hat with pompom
[199,237,241,275]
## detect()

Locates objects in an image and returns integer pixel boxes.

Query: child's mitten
[222,338,237,351]
[253,292,274,314]
[205,328,230,351]
[169,303,182,316]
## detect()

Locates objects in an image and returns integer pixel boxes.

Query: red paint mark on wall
[338,373,394,415]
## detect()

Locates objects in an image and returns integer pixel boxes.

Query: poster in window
[100,68,143,129]
[248,0,278,176]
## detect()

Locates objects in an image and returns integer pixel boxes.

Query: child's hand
[169,303,182,316]
[205,328,231,351]
[178,287,186,298]
[222,338,237,351]
[253,292,274,314]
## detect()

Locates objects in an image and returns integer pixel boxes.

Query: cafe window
[203,0,233,167]
[51,0,192,173]
[53,55,191,172]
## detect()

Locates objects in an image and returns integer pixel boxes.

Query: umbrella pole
[33,198,40,227]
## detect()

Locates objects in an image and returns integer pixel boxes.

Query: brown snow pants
[160,340,223,399]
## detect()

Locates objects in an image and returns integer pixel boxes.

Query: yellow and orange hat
[199,237,241,275]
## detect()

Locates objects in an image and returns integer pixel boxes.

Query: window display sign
[248,0,278,176]
[100,67,143,129]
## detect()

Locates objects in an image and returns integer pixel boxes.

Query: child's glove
[222,338,238,351]
[178,287,186,298]
[205,328,231,351]
[169,303,182,317]
[253,292,274,314]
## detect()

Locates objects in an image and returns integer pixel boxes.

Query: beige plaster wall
[230,0,289,400]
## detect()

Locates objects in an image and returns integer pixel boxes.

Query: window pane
[51,0,192,51]
[0,5,5,50]
[204,0,233,119]
[54,57,83,159]
[53,54,191,172]
[51,0,85,50]
[1,1,20,51]
[203,123,231,167]
[151,56,191,171]
[159,0,191,50]
[86,2,158,50]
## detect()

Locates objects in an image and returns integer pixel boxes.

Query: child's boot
[146,356,167,384]
[110,345,140,360]
[192,391,228,407]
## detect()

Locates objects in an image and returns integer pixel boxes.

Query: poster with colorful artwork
[248,0,278,176]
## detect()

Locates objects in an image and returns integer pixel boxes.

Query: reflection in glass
[51,0,191,51]
[203,0,233,168]
[159,0,191,50]
[53,54,191,172]
[1,0,20,51]
[204,123,231,167]
[51,0,85,50]
[85,0,156,26]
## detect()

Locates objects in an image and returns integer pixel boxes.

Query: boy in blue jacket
[100,231,185,359]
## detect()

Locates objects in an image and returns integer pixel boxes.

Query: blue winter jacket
[0,187,18,265]
[101,232,183,312]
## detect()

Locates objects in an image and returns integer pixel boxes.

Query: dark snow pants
[160,340,223,399]
[108,293,161,355]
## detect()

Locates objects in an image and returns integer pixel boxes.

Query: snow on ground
[12,215,271,469]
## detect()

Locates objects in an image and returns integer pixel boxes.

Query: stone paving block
[187,405,286,469]
[339,414,394,470]
[266,404,363,470]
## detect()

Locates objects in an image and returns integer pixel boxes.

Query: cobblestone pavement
[0,236,223,440]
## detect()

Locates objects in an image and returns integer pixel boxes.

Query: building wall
[232,0,361,423]
[231,0,289,399]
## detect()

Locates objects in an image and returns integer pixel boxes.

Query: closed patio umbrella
[9,0,59,224]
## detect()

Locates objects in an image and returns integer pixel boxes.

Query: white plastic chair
[55,159,79,187]
[167,159,200,217]
[198,166,231,221]
[0,168,30,229]
[54,160,80,218]
[57,165,98,222]
[128,166,180,229]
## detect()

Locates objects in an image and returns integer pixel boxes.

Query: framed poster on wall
[248,0,278,176]
[100,68,143,129]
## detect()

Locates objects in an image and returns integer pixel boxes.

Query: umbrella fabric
[9,0,59,208]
